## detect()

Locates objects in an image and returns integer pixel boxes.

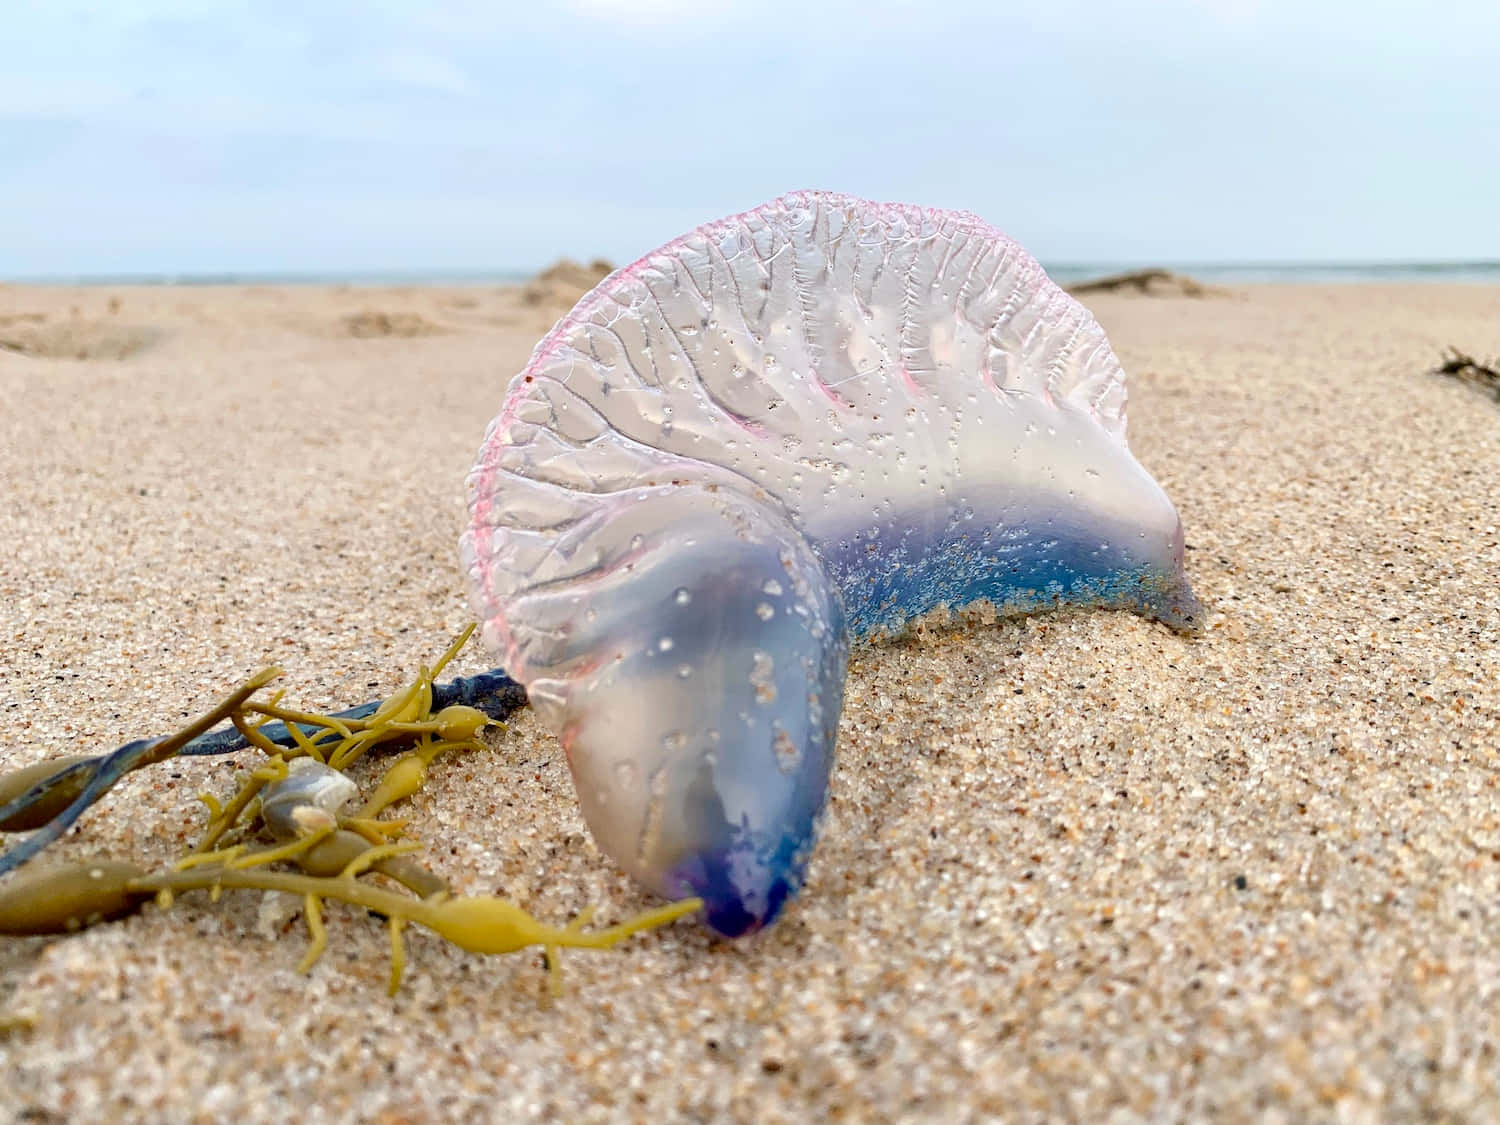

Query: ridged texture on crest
[466,191,1130,624]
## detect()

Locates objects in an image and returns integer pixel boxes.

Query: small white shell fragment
[260,758,358,841]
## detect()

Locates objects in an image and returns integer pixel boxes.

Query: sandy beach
[0,280,1497,1123]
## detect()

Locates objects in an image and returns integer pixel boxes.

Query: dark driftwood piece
[1066,268,1216,298]
[1434,347,1500,400]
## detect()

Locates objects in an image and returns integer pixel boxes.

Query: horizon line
[6,258,1500,287]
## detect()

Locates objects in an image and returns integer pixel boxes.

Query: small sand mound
[0,321,159,361]
[1066,268,1223,297]
[341,310,445,338]
[521,258,614,307]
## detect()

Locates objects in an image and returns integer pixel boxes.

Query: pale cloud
[565,0,734,22]
[378,49,477,96]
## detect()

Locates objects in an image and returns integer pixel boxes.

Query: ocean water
[1041,261,1500,285]
[11,262,1500,287]
[8,269,534,287]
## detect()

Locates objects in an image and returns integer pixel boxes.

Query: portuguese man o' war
[463,191,1202,939]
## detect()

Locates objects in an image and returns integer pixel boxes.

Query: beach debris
[0,860,153,934]
[520,257,615,307]
[258,758,359,839]
[1065,268,1220,297]
[1433,347,1500,400]
[0,857,700,996]
[464,191,1202,939]
[0,755,102,833]
[0,630,527,880]
[0,628,699,994]
[0,669,286,872]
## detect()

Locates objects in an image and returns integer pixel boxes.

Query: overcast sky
[3,0,1497,276]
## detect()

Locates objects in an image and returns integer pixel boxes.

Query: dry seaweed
[0,628,699,997]
[1066,268,1221,297]
[1434,346,1500,400]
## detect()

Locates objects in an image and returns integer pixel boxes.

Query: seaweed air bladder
[464,191,1201,938]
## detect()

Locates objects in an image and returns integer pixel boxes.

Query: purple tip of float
[666,845,803,938]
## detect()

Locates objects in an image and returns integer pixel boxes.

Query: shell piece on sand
[464,191,1200,936]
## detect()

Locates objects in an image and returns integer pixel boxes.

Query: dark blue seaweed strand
[0,668,526,879]
[180,669,527,757]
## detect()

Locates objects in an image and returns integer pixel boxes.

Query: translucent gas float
[463,191,1201,937]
